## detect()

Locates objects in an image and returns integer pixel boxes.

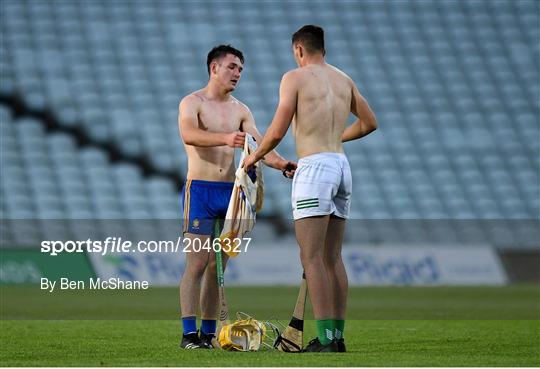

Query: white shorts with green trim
[291,152,352,220]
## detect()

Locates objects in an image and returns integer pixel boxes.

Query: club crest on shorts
[192,218,200,229]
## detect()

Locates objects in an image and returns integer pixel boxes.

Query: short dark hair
[206,45,244,75]
[292,25,325,55]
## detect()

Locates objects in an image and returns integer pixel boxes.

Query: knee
[206,258,226,276]
[206,259,217,277]
[324,252,343,268]
[299,248,323,266]
[185,258,208,278]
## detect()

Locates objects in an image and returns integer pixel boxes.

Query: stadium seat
[1,0,538,246]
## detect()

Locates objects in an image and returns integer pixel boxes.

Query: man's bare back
[243,57,374,169]
[291,64,353,159]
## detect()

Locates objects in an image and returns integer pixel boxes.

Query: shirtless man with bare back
[178,45,295,349]
[244,26,377,353]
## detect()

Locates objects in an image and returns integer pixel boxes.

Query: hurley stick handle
[215,221,229,330]
[292,272,307,320]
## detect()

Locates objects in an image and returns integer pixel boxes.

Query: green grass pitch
[1,285,539,366]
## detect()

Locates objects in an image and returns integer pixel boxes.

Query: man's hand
[244,155,297,179]
[280,160,297,179]
[242,152,258,173]
[225,131,246,148]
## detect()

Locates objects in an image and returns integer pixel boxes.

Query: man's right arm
[342,82,377,142]
[178,96,245,148]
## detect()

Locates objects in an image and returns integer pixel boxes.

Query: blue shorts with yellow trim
[182,179,234,235]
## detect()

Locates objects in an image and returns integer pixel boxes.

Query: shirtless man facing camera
[178,45,295,349]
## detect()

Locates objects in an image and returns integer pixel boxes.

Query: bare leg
[324,215,348,319]
[200,250,229,319]
[180,233,211,317]
[295,215,332,319]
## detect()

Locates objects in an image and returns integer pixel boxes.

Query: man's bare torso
[183,90,245,182]
[292,64,353,159]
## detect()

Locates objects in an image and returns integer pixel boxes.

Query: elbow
[270,133,285,147]
[181,132,194,146]
[270,128,285,143]
[271,132,284,143]
[369,116,378,132]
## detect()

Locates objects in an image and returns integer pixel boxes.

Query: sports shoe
[336,338,346,352]
[180,332,202,349]
[302,337,339,353]
[199,331,215,349]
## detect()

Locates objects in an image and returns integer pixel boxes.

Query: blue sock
[201,319,216,335]
[182,316,197,335]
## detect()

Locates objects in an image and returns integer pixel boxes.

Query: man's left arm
[241,108,291,171]
[244,71,298,170]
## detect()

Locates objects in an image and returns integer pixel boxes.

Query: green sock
[316,319,335,345]
[335,319,345,340]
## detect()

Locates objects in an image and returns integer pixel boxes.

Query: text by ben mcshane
[40,278,149,292]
